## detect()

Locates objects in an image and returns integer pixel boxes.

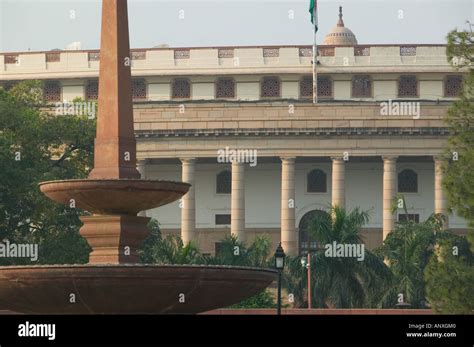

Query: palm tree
[375,213,445,308]
[282,206,391,308]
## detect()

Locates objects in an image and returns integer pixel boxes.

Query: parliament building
[0,9,468,256]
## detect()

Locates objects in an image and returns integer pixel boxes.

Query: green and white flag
[309,0,318,32]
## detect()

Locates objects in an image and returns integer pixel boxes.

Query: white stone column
[434,157,449,229]
[383,156,398,240]
[137,160,147,217]
[181,158,196,244]
[331,157,346,209]
[231,161,245,243]
[281,157,296,256]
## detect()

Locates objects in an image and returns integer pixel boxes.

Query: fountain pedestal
[79,215,150,264]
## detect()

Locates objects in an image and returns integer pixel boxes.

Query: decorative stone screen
[354,46,370,56]
[88,52,100,61]
[400,46,416,56]
[398,75,418,97]
[216,78,235,99]
[172,79,191,99]
[46,53,61,63]
[263,48,279,58]
[261,77,280,98]
[131,51,146,60]
[218,49,234,58]
[300,76,332,98]
[86,81,99,101]
[299,48,312,57]
[131,79,147,100]
[4,55,19,64]
[174,49,190,59]
[43,81,61,102]
[444,75,463,97]
[352,75,372,98]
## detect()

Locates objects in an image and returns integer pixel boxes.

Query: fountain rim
[0,264,278,273]
[38,179,191,187]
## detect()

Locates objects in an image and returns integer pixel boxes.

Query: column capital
[331,156,345,162]
[180,158,196,165]
[280,157,296,164]
[433,155,446,163]
[382,155,398,162]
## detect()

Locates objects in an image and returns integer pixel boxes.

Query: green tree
[443,29,474,248]
[421,28,474,313]
[376,214,445,308]
[283,206,391,308]
[425,233,474,313]
[0,82,95,265]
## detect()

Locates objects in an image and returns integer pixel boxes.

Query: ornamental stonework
[261,77,280,98]
[86,81,99,101]
[398,75,418,97]
[216,78,235,98]
[132,79,147,100]
[352,75,371,97]
[172,79,191,99]
[444,75,463,97]
[43,81,61,102]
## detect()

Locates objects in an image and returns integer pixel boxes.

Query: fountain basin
[39,179,190,215]
[0,264,277,314]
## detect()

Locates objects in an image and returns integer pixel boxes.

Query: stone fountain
[0,0,276,314]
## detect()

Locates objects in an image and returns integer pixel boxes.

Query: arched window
[172,78,191,99]
[216,170,231,194]
[299,210,329,255]
[216,78,235,99]
[398,75,418,97]
[351,75,372,98]
[307,169,327,193]
[261,77,280,98]
[43,81,61,102]
[398,169,418,193]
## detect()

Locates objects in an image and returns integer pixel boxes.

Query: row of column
[140,156,449,255]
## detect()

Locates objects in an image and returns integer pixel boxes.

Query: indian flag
[309,0,318,33]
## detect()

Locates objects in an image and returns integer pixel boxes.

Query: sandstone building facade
[0,10,468,256]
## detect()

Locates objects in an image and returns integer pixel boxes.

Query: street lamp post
[274,243,286,315]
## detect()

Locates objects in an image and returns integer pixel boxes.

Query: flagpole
[312,13,318,103]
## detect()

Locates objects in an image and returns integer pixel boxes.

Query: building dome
[323,6,358,46]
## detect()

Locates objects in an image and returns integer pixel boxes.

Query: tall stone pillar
[383,156,398,240]
[434,157,449,229]
[281,157,296,256]
[181,158,197,244]
[137,160,147,217]
[231,161,245,243]
[331,157,346,209]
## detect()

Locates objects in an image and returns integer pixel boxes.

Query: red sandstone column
[88,0,140,180]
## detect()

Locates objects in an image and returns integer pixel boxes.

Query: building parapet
[0,44,453,80]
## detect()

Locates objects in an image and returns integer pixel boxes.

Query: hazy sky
[0,0,473,52]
